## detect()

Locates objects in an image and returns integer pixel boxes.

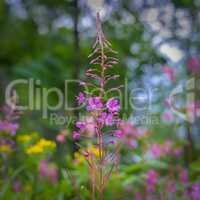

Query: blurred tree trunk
[73,0,81,97]
[184,7,199,168]
[72,0,81,152]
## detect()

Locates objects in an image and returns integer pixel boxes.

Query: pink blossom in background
[119,121,133,135]
[179,169,188,184]
[47,166,58,184]
[146,195,158,200]
[73,131,80,140]
[117,121,140,148]
[151,144,163,158]
[187,56,200,74]
[0,121,19,135]
[163,140,173,154]
[114,130,123,138]
[146,170,158,193]
[39,160,58,184]
[162,111,173,122]
[128,139,137,148]
[162,65,175,82]
[135,192,143,200]
[166,181,176,193]
[173,147,183,157]
[12,180,22,193]
[150,141,175,158]
[191,183,200,200]
[164,98,172,109]
[39,160,49,177]
[56,134,65,143]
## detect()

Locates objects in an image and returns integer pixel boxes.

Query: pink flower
[76,92,85,105]
[162,65,175,82]
[47,166,58,184]
[56,134,65,143]
[105,114,113,126]
[163,140,173,154]
[128,139,137,148]
[76,121,86,132]
[191,183,200,200]
[73,131,80,140]
[106,98,120,113]
[151,144,162,158]
[146,170,158,193]
[87,97,103,111]
[173,147,183,156]
[146,195,158,200]
[162,112,173,122]
[164,99,171,108]
[179,169,188,184]
[135,193,142,200]
[12,180,22,193]
[120,121,132,135]
[114,130,123,138]
[167,181,176,193]
[39,160,49,177]
[187,56,200,74]
[116,121,141,148]
[150,141,173,158]
[39,160,58,184]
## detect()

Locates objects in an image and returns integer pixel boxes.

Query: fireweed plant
[73,12,123,200]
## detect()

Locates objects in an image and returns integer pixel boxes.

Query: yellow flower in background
[24,184,32,192]
[0,144,11,153]
[37,139,56,148]
[26,138,56,155]
[26,145,43,154]
[17,135,32,142]
[74,151,86,164]
[17,132,39,143]
[87,146,100,158]
[74,145,100,164]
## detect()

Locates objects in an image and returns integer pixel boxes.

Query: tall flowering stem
[73,12,121,200]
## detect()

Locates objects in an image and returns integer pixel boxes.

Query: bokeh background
[0,0,200,199]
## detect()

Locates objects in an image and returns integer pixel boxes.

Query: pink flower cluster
[135,167,200,199]
[150,140,183,158]
[0,120,19,136]
[73,95,121,140]
[191,183,200,200]
[146,170,158,193]
[39,160,58,184]
[114,121,141,148]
